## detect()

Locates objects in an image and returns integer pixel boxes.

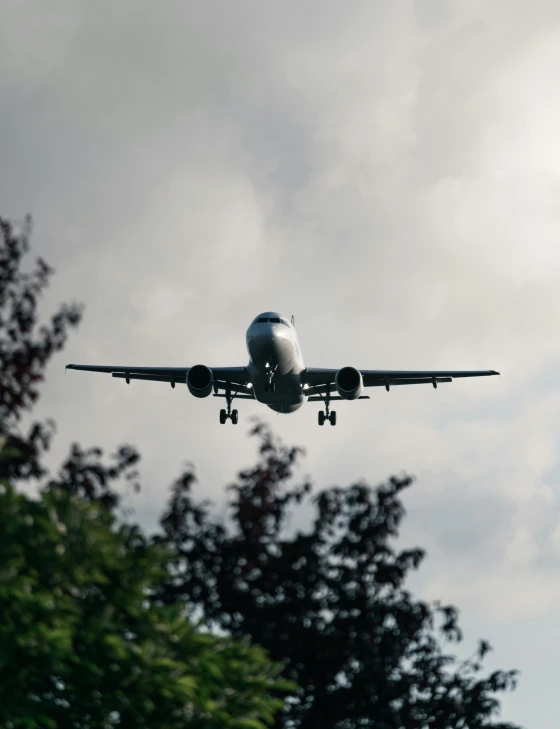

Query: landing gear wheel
[221,383,240,424]
[330,411,337,426]
[318,411,325,426]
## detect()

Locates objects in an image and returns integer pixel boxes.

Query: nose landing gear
[264,363,277,393]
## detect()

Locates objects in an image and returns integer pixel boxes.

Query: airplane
[66,311,499,426]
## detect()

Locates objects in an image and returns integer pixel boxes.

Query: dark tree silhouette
[0,218,138,505]
[0,216,82,423]
[157,423,521,729]
[0,216,82,481]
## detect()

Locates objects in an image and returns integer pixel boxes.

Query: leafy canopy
[155,424,520,729]
[0,463,293,729]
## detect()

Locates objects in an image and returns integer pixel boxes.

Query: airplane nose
[255,334,277,360]
[248,329,280,364]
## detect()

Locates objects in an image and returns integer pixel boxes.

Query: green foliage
[0,466,293,729]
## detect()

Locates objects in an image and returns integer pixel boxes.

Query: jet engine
[335,366,363,400]
[187,364,214,398]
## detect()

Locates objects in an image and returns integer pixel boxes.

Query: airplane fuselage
[246,312,306,413]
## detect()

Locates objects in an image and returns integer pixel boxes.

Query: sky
[2,1,560,725]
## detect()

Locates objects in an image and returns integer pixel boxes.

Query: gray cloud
[3,1,560,726]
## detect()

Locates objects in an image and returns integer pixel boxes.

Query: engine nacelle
[335,366,363,400]
[187,364,214,398]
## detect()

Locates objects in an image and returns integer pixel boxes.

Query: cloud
[3,2,560,726]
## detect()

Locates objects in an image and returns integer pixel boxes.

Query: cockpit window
[256,316,289,325]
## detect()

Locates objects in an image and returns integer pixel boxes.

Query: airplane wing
[66,364,251,394]
[303,368,499,393]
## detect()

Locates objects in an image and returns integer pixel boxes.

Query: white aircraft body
[66,311,499,426]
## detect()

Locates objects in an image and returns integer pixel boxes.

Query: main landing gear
[219,383,239,425]
[220,408,238,424]
[318,389,337,426]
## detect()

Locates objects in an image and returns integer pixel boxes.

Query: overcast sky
[3,1,560,725]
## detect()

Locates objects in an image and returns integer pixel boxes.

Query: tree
[157,424,521,729]
[0,217,294,728]
[0,216,81,424]
[0,216,82,482]
[0,447,294,729]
